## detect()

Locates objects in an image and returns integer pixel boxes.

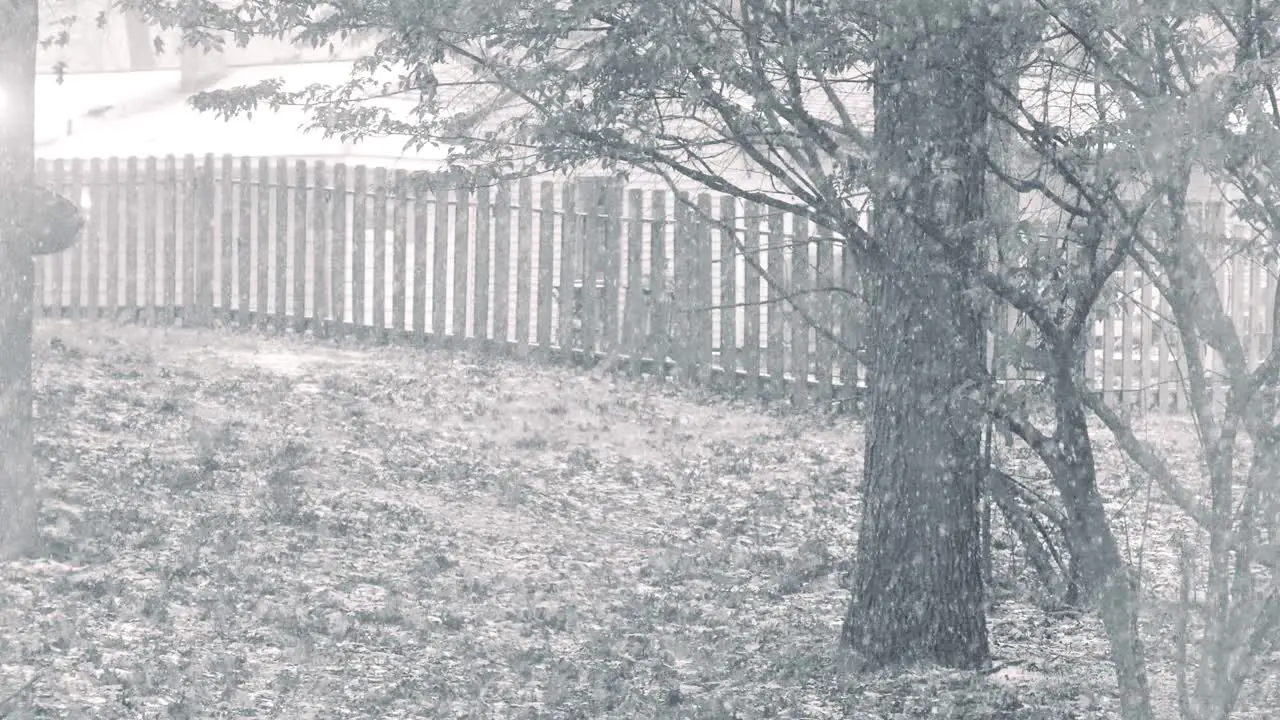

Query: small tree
[970,2,1280,717]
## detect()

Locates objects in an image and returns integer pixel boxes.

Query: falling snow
[0,3,1278,719]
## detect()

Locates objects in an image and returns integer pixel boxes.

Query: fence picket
[624,189,646,370]
[580,184,599,356]
[601,186,621,356]
[1209,257,1226,408]
[312,163,329,333]
[180,155,195,321]
[163,157,178,325]
[392,169,409,335]
[1265,259,1276,360]
[1167,306,1184,412]
[692,194,714,385]
[49,159,66,318]
[475,184,492,343]
[253,158,269,326]
[765,207,785,398]
[718,195,737,386]
[815,230,834,400]
[1249,262,1260,365]
[1232,251,1248,362]
[1139,273,1156,409]
[196,154,215,326]
[141,157,157,323]
[790,215,811,406]
[219,154,233,319]
[87,158,105,320]
[671,193,692,378]
[331,164,348,336]
[273,159,289,329]
[1119,263,1135,406]
[237,157,252,327]
[411,175,428,339]
[69,159,86,320]
[741,202,761,387]
[432,179,449,341]
[1254,259,1271,364]
[492,182,511,347]
[352,165,368,330]
[515,179,534,354]
[105,157,121,318]
[536,181,555,352]
[372,167,388,336]
[294,160,309,333]
[1102,295,1117,404]
[450,183,469,339]
[649,191,669,374]
[124,157,140,320]
[557,184,576,351]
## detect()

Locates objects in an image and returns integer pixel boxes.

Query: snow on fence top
[27,154,1275,413]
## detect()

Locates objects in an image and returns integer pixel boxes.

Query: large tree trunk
[123,11,155,71]
[841,12,992,669]
[0,0,39,560]
[179,32,228,93]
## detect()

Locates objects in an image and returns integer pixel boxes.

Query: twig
[1084,392,1213,529]
[0,673,41,718]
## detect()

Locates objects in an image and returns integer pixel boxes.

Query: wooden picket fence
[28,154,1278,412]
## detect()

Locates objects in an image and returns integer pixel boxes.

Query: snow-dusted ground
[10,321,1254,718]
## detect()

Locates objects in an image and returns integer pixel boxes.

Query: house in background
[35,9,835,198]
[36,5,1234,214]
[38,0,377,74]
[35,57,737,192]
[37,61,454,166]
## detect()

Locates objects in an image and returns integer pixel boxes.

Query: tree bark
[123,11,155,71]
[179,39,228,93]
[1051,367,1153,720]
[0,0,39,560]
[841,12,991,670]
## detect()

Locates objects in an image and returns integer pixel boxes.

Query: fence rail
[27,154,1279,412]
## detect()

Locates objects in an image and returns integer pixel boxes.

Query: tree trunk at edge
[0,0,39,560]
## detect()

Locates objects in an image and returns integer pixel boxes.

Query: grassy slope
[0,321,1262,718]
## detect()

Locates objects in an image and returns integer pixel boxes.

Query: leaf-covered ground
[0,321,1260,718]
